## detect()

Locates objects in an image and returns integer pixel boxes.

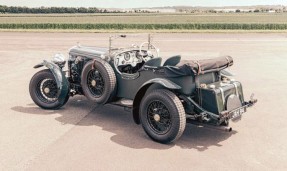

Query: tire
[29,69,69,109]
[140,89,186,144]
[81,59,116,104]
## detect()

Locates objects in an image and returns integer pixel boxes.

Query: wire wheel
[81,60,116,104]
[140,89,186,144]
[36,78,58,103]
[147,100,172,134]
[87,69,105,98]
[29,69,69,109]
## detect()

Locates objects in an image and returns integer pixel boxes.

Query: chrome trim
[232,82,239,96]
[219,87,225,104]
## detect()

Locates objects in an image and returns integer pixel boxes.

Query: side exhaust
[187,120,232,132]
[215,126,232,132]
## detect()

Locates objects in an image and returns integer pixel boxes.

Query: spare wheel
[81,59,116,104]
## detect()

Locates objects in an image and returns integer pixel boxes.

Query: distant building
[104,8,176,13]
[214,8,255,13]
[214,8,236,12]
[139,8,176,13]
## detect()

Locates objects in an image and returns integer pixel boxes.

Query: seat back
[144,57,162,67]
[163,55,181,66]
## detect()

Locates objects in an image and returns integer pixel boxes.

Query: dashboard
[114,50,154,74]
[115,50,146,67]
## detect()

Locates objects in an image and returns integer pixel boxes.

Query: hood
[69,46,109,58]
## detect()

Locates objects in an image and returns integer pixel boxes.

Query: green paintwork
[31,38,257,126]
[196,81,244,114]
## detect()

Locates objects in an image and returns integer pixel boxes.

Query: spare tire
[81,59,116,104]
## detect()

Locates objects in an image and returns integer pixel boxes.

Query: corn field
[0,23,287,30]
[1,14,287,31]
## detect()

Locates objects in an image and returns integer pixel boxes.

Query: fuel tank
[196,81,244,114]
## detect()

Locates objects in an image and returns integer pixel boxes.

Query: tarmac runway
[0,32,287,170]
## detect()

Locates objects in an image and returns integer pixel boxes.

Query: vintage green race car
[29,34,257,144]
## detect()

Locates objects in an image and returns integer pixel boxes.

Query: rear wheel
[81,60,116,104]
[140,89,186,144]
[29,69,69,109]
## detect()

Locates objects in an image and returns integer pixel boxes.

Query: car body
[29,34,257,144]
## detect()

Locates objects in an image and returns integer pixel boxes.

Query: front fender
[132,78,181,124]
[34,60,69,104]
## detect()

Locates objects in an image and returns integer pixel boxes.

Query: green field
[0,13,287,32]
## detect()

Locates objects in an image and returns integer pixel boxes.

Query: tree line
[0,5,121,14]
[179,7,287,13]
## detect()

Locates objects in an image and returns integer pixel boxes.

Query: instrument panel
[115,50,143,67]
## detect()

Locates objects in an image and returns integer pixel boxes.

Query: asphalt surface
[0,32,287,170]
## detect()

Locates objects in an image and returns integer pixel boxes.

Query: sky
[1,0,287,8]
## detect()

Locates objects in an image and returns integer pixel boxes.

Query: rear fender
[34,60,69,104]
[132,78,181,124]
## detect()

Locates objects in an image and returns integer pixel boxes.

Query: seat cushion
[144,57,162,67]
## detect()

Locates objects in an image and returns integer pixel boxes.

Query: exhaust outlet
[215,126,232,132]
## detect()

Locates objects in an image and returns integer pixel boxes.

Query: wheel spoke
[147,100,171,134]
[36,78,58,103]
[87,69,105,97]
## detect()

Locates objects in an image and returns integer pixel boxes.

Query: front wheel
[140,89,186,144]
[29,69,69,109]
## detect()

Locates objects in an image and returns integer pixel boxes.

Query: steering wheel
[139,42,159,61]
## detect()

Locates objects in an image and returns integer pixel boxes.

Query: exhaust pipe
[187,120,232,132]
[214,126,232,132]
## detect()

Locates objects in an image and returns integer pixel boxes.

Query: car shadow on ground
[11,96,237,151]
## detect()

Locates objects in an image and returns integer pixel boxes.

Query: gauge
[124,53,130,61]
[136,51,142,59]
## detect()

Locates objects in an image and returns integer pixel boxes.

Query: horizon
[1,0,287,8]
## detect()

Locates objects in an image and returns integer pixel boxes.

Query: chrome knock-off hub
[91,80,97,87]
[44,87,50,94]
[153,114,161,122]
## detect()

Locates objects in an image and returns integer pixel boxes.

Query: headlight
[52,54,66,66]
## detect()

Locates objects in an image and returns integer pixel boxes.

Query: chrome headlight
[52,54,66,66]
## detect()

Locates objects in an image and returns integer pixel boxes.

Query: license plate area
[231,107,246,122]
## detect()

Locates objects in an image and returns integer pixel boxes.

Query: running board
[110,98,133,108]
